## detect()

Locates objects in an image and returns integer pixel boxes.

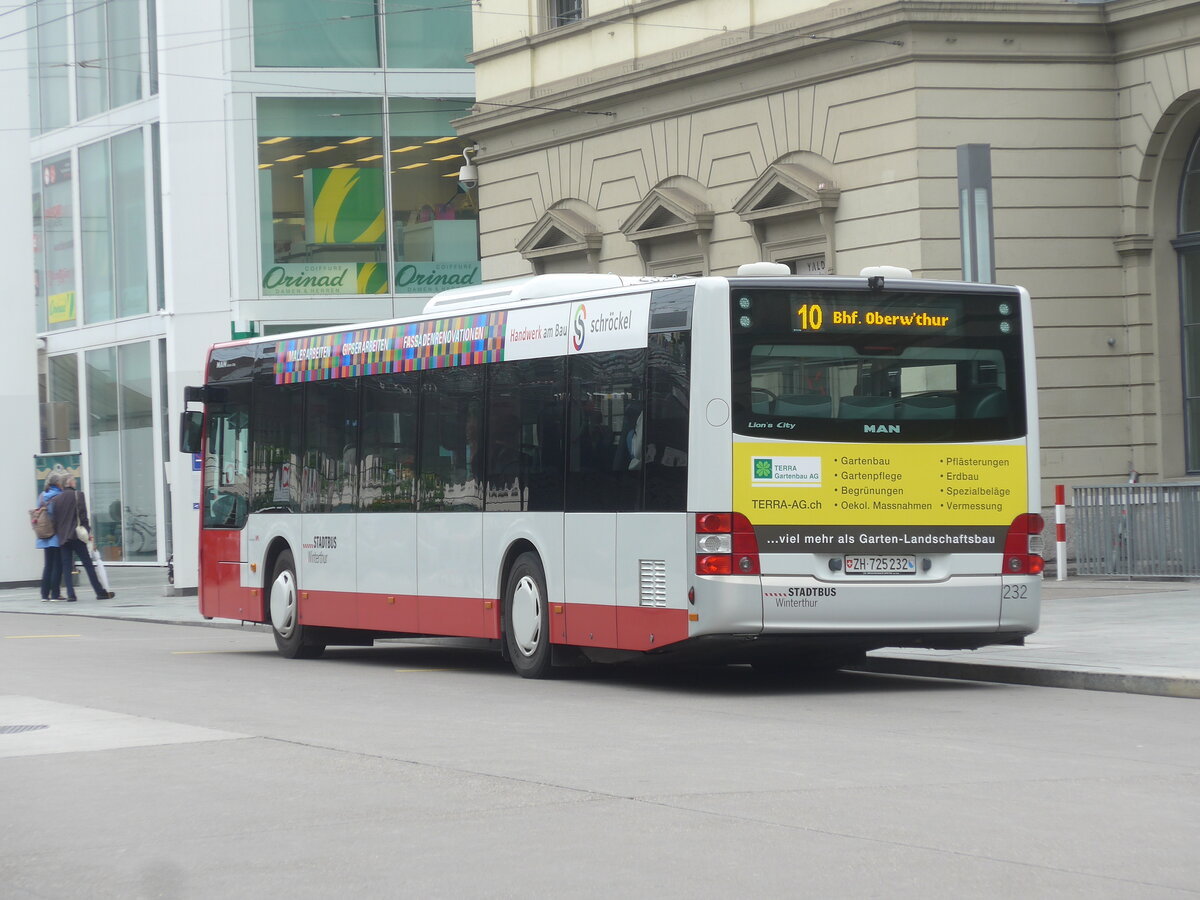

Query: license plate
[844,555,916,575]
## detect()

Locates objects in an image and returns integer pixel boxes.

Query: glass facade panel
[80,140,115,323]
[389,99,479,293]
[253,0,380,67]
[85,347,121,558]
[74,0,108,120]
[113,130,149,317]
[43,355,81,453]
[118,343,156,560]
[75,0,143,119]
[29,0,71,133]
[108,0,142,108]
[384,0,472,68]
[258,98,388,296]
[85,343,158,561]
[33,155,77,331]
[79,131,149,324]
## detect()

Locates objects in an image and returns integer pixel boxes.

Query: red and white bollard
[1055,484,1067,581]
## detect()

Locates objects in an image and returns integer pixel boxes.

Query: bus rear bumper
[690,573,1039,648]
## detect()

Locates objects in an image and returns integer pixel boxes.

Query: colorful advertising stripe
[274,294,653,384]
[276,312,506,384]
[734,441,1027,553]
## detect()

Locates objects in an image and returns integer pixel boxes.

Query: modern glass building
[19,0,477,587]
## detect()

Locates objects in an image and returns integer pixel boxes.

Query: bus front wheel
[269,549,325,660]
[504,552,552,678]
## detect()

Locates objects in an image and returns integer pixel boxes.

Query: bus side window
[360,374,418,511]
[419,367,483,511]
[251,380,301,514]
[644,332,689,512]
[566,349,644,512]
[485,357,565,512]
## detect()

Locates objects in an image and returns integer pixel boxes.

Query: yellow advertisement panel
[48,291,76,325]
[733,441,1027,554]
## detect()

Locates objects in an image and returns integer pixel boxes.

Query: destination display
[734,440,1027,553]
[732,289,1019,339]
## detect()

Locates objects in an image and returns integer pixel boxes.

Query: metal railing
[1073,483,1200,577]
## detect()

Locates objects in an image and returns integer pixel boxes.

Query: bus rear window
[731,289,1026,442]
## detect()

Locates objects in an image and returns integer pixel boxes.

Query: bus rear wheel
[504,552,552,679]
[269,549,325,660]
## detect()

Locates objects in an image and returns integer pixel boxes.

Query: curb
[860,656,1200,700]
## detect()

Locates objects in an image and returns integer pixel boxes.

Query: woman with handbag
[49,475,115,601]
[35,472,63,600]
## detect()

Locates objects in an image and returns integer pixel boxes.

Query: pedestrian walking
[34,472,63,601]
[49,475,115,601]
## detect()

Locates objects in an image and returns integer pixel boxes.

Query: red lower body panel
[206,577,688,651]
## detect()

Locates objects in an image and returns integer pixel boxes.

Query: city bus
[180,263,1043,677]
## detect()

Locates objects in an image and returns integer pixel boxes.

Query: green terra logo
[754,458,773,479]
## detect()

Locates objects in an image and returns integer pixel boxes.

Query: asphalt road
[2,614,1198,899]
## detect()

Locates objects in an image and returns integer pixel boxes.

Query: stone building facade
[461,0,1200,503]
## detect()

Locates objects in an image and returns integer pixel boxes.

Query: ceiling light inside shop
[426,136,455,144]
[258,163,273,169]
[441,171,460,177]
[340,136,372,144]
[392,145,421,153]
[329,163,353,168]
[399,163,427,170]
[276,154,305,162]
[310,145,338,153]
[260,136,289,145]
[432,154,461,161]
[357,155,383,162]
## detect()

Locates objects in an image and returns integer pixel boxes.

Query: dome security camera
[458,163,479,190]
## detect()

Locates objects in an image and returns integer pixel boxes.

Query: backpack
[30,505,55,540]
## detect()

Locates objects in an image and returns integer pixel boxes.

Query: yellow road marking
[5,634,82,639]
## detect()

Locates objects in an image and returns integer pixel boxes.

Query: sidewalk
[1,568,1196,698]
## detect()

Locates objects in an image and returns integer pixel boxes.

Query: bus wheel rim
[271,570,297,639]
[511,574,541,657]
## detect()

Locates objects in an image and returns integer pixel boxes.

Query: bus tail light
[696,512,760,575]
[1003,513,1045,575]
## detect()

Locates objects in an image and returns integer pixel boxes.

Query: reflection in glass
[33,154,76,331]
[253,0,381,67]
[86,347,120,559]
[44,355,80,452]
[384,0,472,68]
[389,99,480,293]
[80,131,148,324]
[257,98,388,296]
[74,0,142,119]
[29,0,70,133]
[118,343,156,560]
[361,375,419,511]
[419,367,483,511]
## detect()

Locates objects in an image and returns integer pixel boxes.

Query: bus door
[199,384,250,621]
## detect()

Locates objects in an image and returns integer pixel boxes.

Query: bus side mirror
[179,411,204,455]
